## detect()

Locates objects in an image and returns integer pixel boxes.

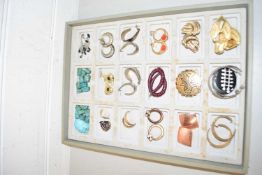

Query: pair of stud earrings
[101,72,114,95]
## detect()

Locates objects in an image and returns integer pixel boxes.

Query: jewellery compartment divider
[63,1,252,174]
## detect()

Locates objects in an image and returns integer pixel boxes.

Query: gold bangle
[145,108,164,124]
[122,111,136,128]
[147,124,164,142]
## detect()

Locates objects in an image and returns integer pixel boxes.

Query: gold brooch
[210,16,240,55]
[176,70,201,97]
[181,21,200,53]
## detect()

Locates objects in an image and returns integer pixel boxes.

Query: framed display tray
[62,1,253,174]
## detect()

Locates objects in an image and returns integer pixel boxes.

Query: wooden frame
[62,0,253,174]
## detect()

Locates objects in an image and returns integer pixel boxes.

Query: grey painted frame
[62,1,253,174]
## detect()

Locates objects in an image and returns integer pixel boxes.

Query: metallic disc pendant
[214,67,237,95]
[209,65,244,99]
[99,121,111,131]
[176,70,201,97]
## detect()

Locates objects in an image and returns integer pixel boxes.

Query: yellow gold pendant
[210,16,240,55]
[176,70,201,97]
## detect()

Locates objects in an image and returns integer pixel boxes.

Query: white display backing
[67,8,246,165]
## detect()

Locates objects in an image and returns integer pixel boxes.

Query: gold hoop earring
[99,32,115,58]
[207,115,236,149]
[150,28,168,42]
[145,108,164,124]
[150,28,168,55]
[147,124,164,142]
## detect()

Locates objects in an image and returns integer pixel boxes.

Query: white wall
[0,0,77,175]
[0,0,261,175]
[70,0,262,175]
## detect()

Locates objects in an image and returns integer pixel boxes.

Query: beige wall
[70,0,262,175]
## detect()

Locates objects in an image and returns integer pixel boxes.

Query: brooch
[208,65,244,99]
[210,16,240,55]
[177,113,199,147]
[181,21,200,53]
[99,109,111,132]
[78,33,91,58]
[176,70,201,97]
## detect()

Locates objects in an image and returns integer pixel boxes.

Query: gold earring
[100,72,114,95]
[147,124,164,142]
[150,28,168,55]
[102,73,114,83]
[207,115,236,149]
[145,108,164,124]
[122,111,136,128]
[104,85,113,95]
